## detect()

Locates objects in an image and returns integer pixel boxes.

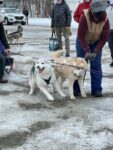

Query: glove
[51,27,55,32]
[5,49,10,56]
[85,52,92,61]
[66,26,72,36]
[90,52,97,61]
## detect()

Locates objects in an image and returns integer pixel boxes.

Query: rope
[9,50,113,79]
[52,62,113,78]
[52,61,85,70]
[9,43,25,46]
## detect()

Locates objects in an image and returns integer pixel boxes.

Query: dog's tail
[52,50,64,59]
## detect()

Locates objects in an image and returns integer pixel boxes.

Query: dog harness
[42,76,51,85]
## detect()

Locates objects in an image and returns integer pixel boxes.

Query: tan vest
[83,9,107,44]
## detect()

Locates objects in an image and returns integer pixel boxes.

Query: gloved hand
[66,26,72,36]
[90,52,97,61]
[85,52,92,61]
[51,27,55,32]
[5,49,10,56]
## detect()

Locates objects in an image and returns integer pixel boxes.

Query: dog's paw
[61,93,66,98]
[81,94,87,98]
[29,91,33,95]
[70,96,76,100]
[48,96,54,101]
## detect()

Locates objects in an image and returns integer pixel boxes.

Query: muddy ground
[0,25,113,150]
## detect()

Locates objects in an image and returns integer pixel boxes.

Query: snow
[29,17,78,29]
[0,22,113,150]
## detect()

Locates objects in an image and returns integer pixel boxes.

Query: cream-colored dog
[52,50,88,99]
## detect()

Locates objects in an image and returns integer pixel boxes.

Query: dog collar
[42,76,51,85]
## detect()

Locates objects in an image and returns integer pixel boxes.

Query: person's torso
[53,3,68,27]
[84,9,107,44]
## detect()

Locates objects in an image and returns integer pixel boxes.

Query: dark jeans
[108,30,113,59]
[0,54,5,80]
[73,38,102,95]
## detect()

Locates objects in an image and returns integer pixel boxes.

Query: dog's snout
[74,73,76,76]
[37,66,39,69]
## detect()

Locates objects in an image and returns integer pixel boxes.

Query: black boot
[92,91,102,97]
[0,79,8,83]
[110,57,113,67]
[110,61,113,67]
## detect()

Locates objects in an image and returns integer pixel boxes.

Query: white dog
[53,50,88,100]
[29,58,66,101]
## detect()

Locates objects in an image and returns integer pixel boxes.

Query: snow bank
[29,18,78,29]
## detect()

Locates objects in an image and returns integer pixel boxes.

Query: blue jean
[73,38,102,95]
[0,54,5,80]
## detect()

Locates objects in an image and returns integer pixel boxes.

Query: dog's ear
[30,64,35,75]
[18,25,23,32]
[45,59,51,65]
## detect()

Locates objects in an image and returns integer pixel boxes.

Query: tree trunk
[45,0,52,17]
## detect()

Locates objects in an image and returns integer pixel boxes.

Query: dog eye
[42,63,44,64]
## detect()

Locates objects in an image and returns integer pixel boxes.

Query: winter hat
[91,0,106,12]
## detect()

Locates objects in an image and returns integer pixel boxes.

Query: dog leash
[51,61,113,78]
[9,51,113,79]
[52,61,86,70]
[9,43,25,46]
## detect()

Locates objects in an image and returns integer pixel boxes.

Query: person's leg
[55,27,62,49]
[76,38,85,57]
[90,45,102,96]
[62,27,70,56]
[108,31,113,66]
[73,38,85,95]
[26,16,28,25]
[0,54,5,81]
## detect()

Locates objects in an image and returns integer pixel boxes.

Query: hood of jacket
[84,0,92,2]
[56,0,65,5]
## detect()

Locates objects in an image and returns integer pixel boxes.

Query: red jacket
[78,12,110,52]
[73,0,92,23]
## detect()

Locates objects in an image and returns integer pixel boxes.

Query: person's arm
[78,14,90,52]
[0,23,10,49]
[95,20,110,52]
[65,4,72,26]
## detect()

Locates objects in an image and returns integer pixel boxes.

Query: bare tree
[35,0,40,17]
[35,0,54,17]
[45,0,52,17]
[4,0,55,18]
